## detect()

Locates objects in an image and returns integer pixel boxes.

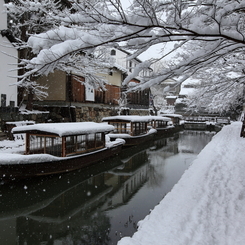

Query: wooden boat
[0,122,124,179]
[102,115,157,146]
[160,113,184,131]
[145,116,174,135]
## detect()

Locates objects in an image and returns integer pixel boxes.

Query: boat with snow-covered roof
[145,116,174,136]
[102,115,157,146]
[0,122,124,180]
[160,113,184,131]
[160,113,183,125]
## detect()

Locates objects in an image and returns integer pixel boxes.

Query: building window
[111,49,116,55]
[1,94,6,107]
[129,61,132,72]
[10,101,15,107]
[109,69,113,76]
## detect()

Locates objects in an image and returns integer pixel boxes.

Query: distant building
[175,79,200,114]
[110,48,152,110]
[150,78,181,113]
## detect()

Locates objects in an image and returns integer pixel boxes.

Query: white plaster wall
[0,0,7,30]
[113,49,128,69]
[112,48,151,78]
[0,1,18,107]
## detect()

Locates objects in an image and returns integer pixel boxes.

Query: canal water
[0,130,215,245]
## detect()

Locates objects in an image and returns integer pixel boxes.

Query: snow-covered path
[118,122,245,245]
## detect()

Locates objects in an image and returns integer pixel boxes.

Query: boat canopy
[144,116,171,121]
[161,114,183,119]
[12,122,114,137]
[102,115,154,123]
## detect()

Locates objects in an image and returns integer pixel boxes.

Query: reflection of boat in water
[0,137,156,218]
[0,130,213,245]
[0,141,154,244]
[0,122,124,180]
[0,154,123,218]
[0,168,115,244]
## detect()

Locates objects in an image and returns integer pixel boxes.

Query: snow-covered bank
[118,121,245,245]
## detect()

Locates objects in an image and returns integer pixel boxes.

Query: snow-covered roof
[113,63,128,74]
[102,115,154,123]
[5,121,35,126]
[166,96,178,99]
[12,122,114,137]
[179,78,200,96]
[144,116,171,121]
[161,114,183,119]
[179,87,195,96]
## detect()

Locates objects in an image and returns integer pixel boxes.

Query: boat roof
[12,122,114,137]
[5,120,35,126]
[102,115,154,123]
[161,114,183,119]
[144,116,171,121]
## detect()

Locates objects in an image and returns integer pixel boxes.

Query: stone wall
[0,104,150,136]
[74,106,149,122]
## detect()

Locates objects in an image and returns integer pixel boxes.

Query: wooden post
[26,133,30,155]
[44,136,46,154]
[62,137,66,157]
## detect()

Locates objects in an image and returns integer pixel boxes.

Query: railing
[183,116,230,124]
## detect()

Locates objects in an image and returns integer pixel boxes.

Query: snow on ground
[118,121,245,245]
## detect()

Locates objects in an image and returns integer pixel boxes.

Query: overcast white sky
[121,0,132,9]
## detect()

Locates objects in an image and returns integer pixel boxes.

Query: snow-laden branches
[5,0,245,93]
[185,51,245,116]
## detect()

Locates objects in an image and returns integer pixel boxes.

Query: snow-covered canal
[0,131,215,245]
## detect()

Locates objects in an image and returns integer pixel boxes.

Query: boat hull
[108,132,155,147]
[0,144,123,180]
[155,126,176,136]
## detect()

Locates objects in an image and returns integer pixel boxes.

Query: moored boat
[160,113,184,131]
[0,122,125,180]
[102,115,157,146]
[145,116,174,136]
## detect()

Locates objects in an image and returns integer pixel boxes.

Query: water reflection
[0,130,215,245]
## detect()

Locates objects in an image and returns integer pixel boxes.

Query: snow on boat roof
[165,96,178,99]
[12,122,114,137]
[5,120,35,126]
[144,116,171,121]
[102,115,158,122]
[161,114,183,119]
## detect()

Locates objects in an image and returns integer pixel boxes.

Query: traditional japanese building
[28,48,153,122]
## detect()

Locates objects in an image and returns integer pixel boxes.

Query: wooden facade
[70,76,121,105]
[71,76,86,102]
[126,80,150,108]
[127,90,150,107]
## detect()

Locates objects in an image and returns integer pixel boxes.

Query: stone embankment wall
[0,110,48,126]
[74,106,149,122]
[0,105,149,139]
